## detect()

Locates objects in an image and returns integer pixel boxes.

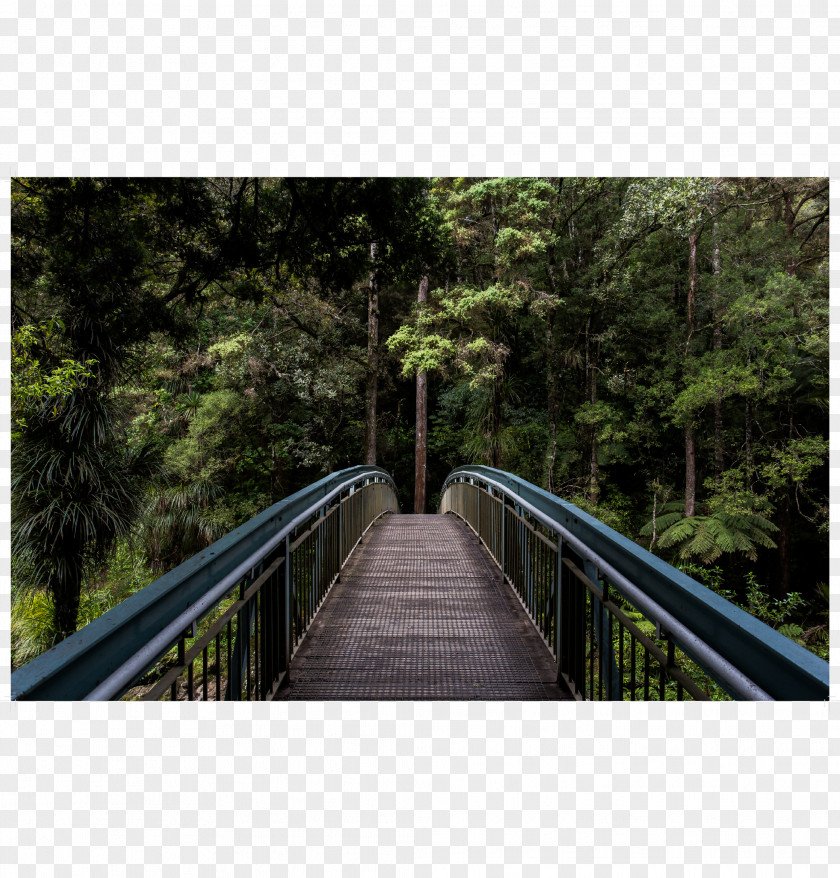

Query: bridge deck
[282,514,572,700]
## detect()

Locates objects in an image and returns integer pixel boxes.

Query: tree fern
[642,500,779,563]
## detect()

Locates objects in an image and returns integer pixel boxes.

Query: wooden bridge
[285,515,569,700]
[10,465,829,702]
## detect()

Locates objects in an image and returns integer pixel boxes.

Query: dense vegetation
[11,177,829,668]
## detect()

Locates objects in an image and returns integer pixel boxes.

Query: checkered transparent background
[1,1,838,874]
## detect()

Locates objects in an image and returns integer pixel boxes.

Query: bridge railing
[440,466,829,701]
[12,466,399,701]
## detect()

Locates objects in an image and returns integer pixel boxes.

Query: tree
[365,241,379,464]
[11,179,178,638]
[414,272,430,512]
[11,175,829,660]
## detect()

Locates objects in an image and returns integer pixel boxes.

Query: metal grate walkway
[282,514,572,700]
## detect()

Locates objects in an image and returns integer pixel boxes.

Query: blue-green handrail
[441,466,829,701]
[12,465,396,700]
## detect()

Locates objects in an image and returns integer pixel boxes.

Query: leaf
[654,510,777,563]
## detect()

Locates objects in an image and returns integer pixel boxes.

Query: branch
[792,182,829,219]
[612,218,664,264]
[791,252,828,271]
[796,210,828,251]
[562,186,602,227]
[792,205,828,231]
[270,295,320,340]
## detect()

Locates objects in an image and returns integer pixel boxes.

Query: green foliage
[675,561,726,592]
[671,361,759,423]
[740,573,805,628]
[676,563,804,627]
[11,319,97,436]
[613,178,715,238]
[164,389,248,482]
[143,479,224,574]
[12,388,158,638]
[386,325,457,377]
[11,175,829,663]
[777,623,805,644]
[759,436,828,492]
[569,490,637,540]
[675,561,826,661]
[642,501,778,563]
[11,542,154,668]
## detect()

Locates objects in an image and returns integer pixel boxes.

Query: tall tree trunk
[685,229,699,516]
[712,186,724,488]
[783,189,797,276]
[773,410,796,597]
[744,398,753,489]
[685,424,696,517]
[490,375,502,469]
[589,346,599,505]
[775,492,792,598]
[544,311,558,493]
[52,568,82,643]
[585,316,599,505]
[413,272,429,513]
[687,230,699,341]
[365,242,379,465]
[774,199,798,589]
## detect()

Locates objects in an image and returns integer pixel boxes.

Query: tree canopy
[11,176,829,663]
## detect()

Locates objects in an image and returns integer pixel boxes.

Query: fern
[644,502,779,563]
[778,623,804,644]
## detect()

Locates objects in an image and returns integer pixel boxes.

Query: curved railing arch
[13,466,399,701]
[440,466,828,701]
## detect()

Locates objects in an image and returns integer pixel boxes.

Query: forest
[10,176,830,670]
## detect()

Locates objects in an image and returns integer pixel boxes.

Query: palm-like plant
[143,478,223,574]
[641,500,778,563]
[12,389,157,642]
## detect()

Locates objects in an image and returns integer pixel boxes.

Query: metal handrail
[12,466,399,700]
[440,466,829,701]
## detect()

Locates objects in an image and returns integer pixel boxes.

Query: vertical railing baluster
[173,636,184,701]
[246,594,252,700]
[283,533,291,677]
[226,619,232,701]
[255,590,261,700]
[266,565,274,694]
[578,572,585,698]
[603,579,611,701]
[590,586,595,701]
[554,537,562,671]
[215,632,221,701]
[274,562,281,688]
[618,623,624,700]
[477,481,481,542]
[607,606,613,700]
